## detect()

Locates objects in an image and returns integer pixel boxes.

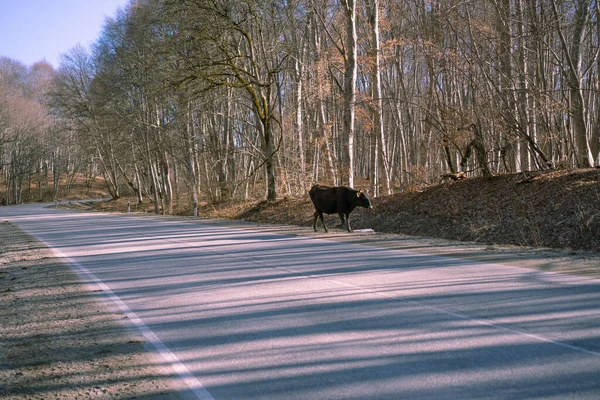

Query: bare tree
[551,0,595,167]
[366,0,391,195]
[163,0,286,201]
[341,0,357,187]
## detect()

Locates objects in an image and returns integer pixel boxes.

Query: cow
[309,184,373,233]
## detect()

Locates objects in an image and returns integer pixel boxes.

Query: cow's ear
[356,191,361,198]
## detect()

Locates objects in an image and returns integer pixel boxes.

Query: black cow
[309,184,373,233]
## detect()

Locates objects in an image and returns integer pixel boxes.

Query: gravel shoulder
[2,211,599,399]
[0,220,187,399]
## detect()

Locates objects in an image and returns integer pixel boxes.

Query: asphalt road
[2,203,600,399]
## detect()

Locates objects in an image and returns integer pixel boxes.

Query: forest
[1,0,599,213]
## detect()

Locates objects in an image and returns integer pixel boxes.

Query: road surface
[2,203,600,399]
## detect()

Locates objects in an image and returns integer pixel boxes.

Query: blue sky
[0,0,129,69]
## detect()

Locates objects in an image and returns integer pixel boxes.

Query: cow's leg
[314,211,328,232]
[338,212,346,228]
[320,212,328,233]
[345,213,352,232]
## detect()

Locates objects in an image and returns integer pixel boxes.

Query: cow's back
[309,185,341,214]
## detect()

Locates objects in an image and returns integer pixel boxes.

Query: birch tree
[341,0,358,188]
[367,0,391,195]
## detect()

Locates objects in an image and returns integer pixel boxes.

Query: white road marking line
[39,242,215,400]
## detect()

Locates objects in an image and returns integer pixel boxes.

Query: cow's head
[356,190,373,209]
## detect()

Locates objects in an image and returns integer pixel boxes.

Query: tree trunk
[367,0,391,195]
[342,0,357,188]
[319,102,338,185]
[551,0,593,167]
[264,121,277,201]
[161,155,173,214]
[294,57,305,186]
[186,100,199,209]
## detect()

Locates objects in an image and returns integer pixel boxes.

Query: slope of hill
[218,169,600,252]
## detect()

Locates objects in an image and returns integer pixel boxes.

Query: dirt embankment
[224,169,600,252]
